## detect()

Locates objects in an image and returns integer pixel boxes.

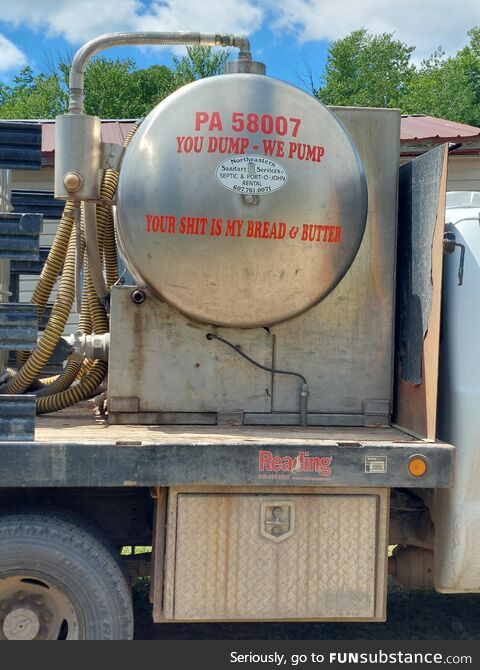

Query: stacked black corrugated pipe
[4,125,138,413]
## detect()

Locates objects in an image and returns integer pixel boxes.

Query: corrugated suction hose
[35,238,111,413]
[35,358,83,395]
[99,124,138,288]
[7,124,138,412]
[36,360,107,414]
[5,214,77,395]
[16,201,76,367]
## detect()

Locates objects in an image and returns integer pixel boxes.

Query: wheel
[0,508,133,640]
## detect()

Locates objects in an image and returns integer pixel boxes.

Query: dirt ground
[132,578,480,640]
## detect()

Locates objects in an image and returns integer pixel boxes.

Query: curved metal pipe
[83,201,108,302]
[73,203,83,313]
[69,31,251,113]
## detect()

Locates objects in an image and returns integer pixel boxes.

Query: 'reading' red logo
[258,450,333,478]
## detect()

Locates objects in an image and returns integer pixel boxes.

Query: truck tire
[0,509,133,640]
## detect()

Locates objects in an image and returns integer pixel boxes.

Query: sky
[0,0,478,91]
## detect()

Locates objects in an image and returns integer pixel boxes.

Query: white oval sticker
[215,154,288,195]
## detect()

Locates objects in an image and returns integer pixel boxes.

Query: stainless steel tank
[116,74,367,327]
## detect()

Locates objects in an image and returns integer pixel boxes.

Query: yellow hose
[31,200,76,320]
[5,220,77,395]
[83,262,109,335]
[35,207,87,390]
[76,357,94,379]
[36,360,107,414]
[34,190,111,411]
[79,290,93,335]
[35,358,83,396]
[79,231,93,336]
[11,125,138,413]
[102,212,118,288]
[35,267,109,410]
[98,177,118,289]
[32,290,108,413]
[100,125,138,288]
[16,201,75,367]
[35,210,110,411]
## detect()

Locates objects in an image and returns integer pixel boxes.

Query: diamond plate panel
[168,491,385,620]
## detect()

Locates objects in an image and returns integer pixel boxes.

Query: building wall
[401,154,480,193]
[446,155,480,192]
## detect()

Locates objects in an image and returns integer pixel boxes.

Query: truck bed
[0,403,454,488]
[36,403,413,443]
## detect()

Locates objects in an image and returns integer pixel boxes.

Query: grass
[121,545,152,556]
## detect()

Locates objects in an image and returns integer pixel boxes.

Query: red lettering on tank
[300,224,343,244]
[176,136,204,153]
[145,214,341,245]
[209,112,223,131]
[225,219,244,237]
[262,139,285,157]
[246,221,287,240]
[187,112,330,165]
[195,111,224,131]
[288,142,325,162]
[145,214,176,233]
[195,112,209,131]
[207,136,249,154]
[179,217,208,236]
[210,218,223,236]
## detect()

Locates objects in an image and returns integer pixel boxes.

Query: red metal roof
[41,120,136,156]
[400,115,480,143]
[37,115,480,157]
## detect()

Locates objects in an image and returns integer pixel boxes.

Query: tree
[81,58,176,118]
[172,45,230,86]
[0,66,66,118]
[0,58,176,119]
[403,29,480,126]
[317,29,416,108]
[313,27,480,126]
[0,46,227,119]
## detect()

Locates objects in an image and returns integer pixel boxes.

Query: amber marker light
[408,455,428,478]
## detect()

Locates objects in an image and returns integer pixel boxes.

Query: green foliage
[0,46,227,120]
[318,29,416,108]
[172,45,230,86]
[316,27,480,126]
[402,29,480,126]
[0,66,67,118]
[2,33,479,126]
[82,58,176,118]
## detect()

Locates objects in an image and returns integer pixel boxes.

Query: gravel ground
[132,578,480,640]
